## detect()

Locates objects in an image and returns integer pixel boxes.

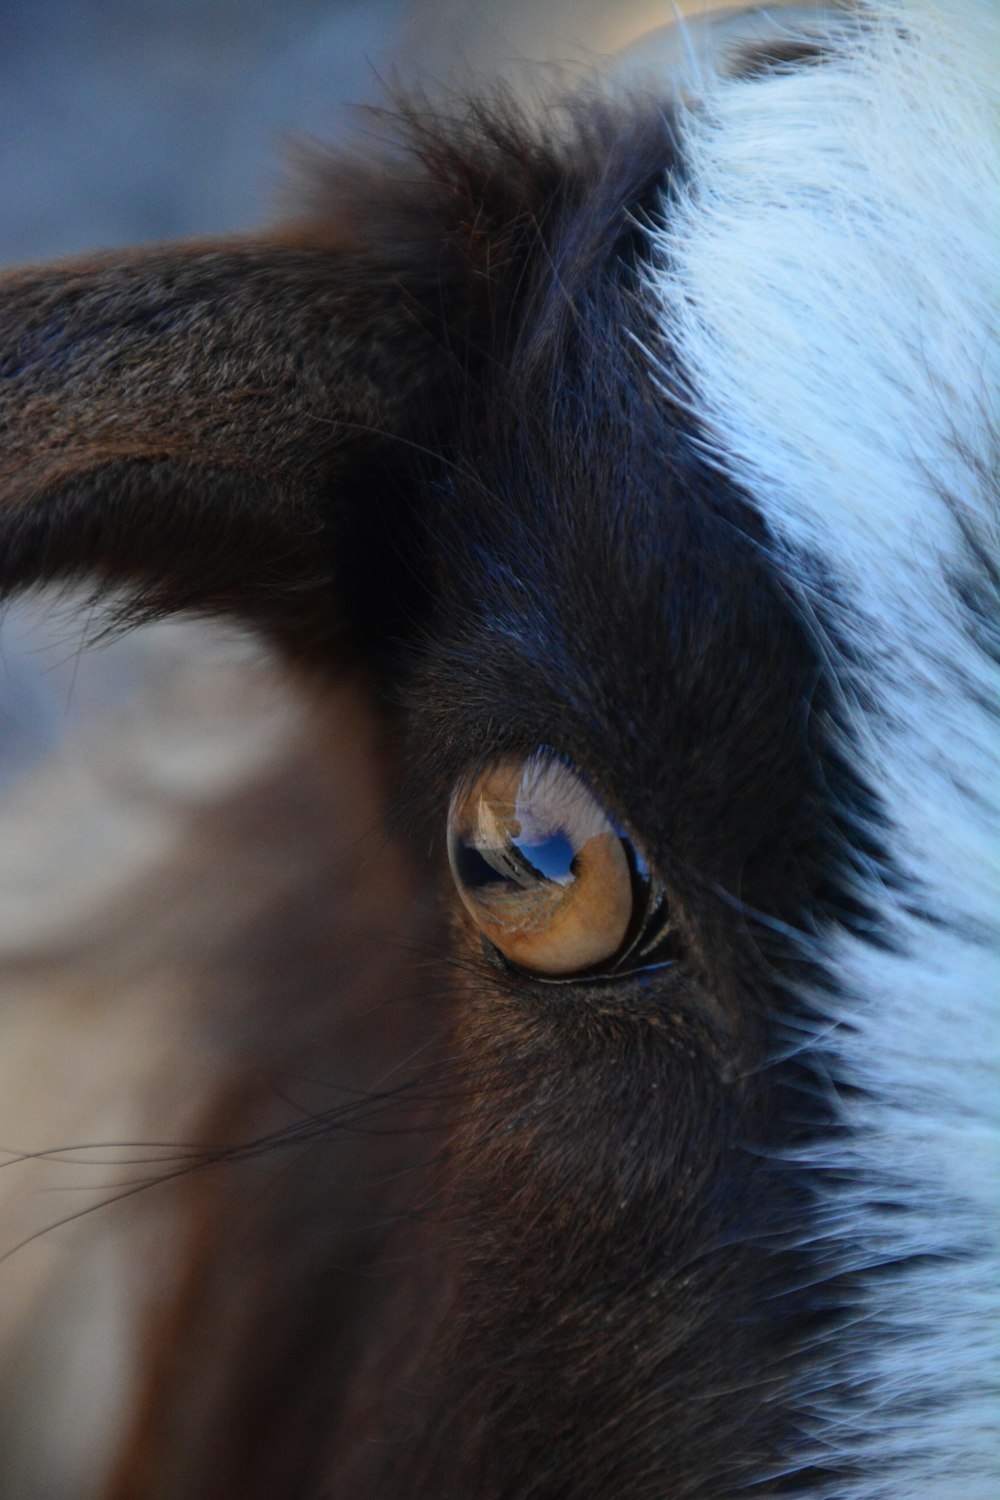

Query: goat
[0,1,997,1496]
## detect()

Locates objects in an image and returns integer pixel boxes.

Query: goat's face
[1,4,997,1497]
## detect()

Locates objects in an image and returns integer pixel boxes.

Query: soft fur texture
[651,3,1000,1491]
[0,4,995,1497]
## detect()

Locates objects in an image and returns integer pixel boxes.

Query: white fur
[648,2,999,1493]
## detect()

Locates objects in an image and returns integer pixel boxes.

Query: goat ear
[0,236,447,655]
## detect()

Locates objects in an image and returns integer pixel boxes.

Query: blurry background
[1,0,683,267]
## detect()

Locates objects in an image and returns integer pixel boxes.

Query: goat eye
[447,752,634,976]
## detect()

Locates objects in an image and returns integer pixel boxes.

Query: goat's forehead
[418,331,825,899]
[415,20,1000,1487]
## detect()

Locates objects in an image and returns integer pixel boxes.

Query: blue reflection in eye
[513,830,575,885]
[451,840,511,892]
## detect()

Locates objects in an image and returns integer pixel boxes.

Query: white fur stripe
[648,3,999,1493]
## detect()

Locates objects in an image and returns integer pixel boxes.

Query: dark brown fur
[1,96,862,1498]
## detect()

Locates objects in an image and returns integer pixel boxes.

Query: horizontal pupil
[453,829,577,894]
[452,840,512,893]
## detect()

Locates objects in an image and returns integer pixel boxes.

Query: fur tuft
[649,3,1000,1492]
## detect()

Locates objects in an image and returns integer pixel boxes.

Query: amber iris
[447,752,634,976]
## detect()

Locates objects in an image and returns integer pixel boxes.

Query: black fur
[0,90,883,1499]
